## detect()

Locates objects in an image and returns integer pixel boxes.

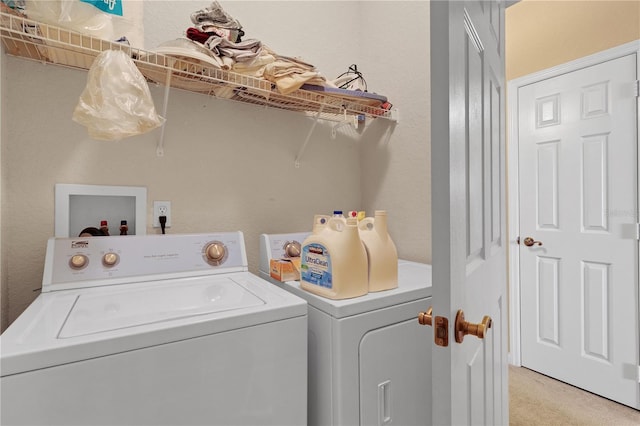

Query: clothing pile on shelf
[158,1,328,95]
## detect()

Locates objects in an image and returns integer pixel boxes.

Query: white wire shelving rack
[0,8,398,162]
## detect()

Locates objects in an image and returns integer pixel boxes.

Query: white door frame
[507,39,640,366]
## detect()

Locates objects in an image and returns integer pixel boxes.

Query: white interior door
[430,0,508,424]
[518,53,639,409]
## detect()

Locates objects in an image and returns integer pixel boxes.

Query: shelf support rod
[295,105,324,168]
[331,109,358,139]
[156,64,174,157]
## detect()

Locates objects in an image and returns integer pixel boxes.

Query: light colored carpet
[509,365,640,425]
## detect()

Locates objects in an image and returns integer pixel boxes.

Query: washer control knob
[283,240,301,258]
[102,252,119,267]
[204,241,227,266]
[69,254,88,270]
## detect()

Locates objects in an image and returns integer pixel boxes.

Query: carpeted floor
[509,365,640,425]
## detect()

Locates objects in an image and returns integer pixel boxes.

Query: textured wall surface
[1,1,431,329]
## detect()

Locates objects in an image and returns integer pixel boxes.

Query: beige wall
[506,0,640,81]
[0,1,431,331]
[359,2,431,259]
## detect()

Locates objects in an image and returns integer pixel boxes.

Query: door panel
[536,141,559,228]
[582,135,608,231]
[583,261,609,360]
[537,256,560,345]
[519,53,639,409]
[430,0,508,424]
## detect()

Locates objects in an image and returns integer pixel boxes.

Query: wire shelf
[0,9,396,124]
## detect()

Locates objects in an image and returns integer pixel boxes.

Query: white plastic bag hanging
[73,49,165,141]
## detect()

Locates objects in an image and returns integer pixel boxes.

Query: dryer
[1,232,307,426]
[260,232,433,426]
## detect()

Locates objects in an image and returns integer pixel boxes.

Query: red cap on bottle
[100,220,108,227]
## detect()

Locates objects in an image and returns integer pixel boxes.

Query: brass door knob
[418,306,433,326]
[454,309,492,343]
[521,236,543,247]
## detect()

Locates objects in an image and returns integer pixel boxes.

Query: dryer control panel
[259,232,310,276]
[42,232,248,292]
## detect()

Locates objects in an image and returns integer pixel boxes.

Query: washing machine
[260,232,433,426]
[1,232,307,426]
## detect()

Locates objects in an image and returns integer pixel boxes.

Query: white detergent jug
[358,210,398,292]
[312,214,331,235]
[300,217,368,300]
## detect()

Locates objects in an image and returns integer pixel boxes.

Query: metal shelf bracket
[330,110,358,139]
[295,105,324,168]
[156,62,174,157]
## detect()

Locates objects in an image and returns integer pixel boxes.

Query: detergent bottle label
[301,243,332,288]
[81,0,124,16]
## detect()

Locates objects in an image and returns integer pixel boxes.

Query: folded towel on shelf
[190,1,244,42]
[231,51,276,77]
[263,62,324,94]
[204,36,262,62]
[186,27,211,44]
[155,2,329,95]
[259,51,325,94]
[186,0,251,70]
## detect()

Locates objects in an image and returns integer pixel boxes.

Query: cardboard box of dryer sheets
[270,258,301,282]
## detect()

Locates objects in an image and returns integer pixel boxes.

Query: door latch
[418,307,449,347]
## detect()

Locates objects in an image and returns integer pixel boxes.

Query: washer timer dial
[102,252,120,267]
[203,241,228,266]
[283,240,301,258]
[69,254,89,270]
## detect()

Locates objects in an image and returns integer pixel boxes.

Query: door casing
[507,39,640,366]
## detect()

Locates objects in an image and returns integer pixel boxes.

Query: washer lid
[1,273,306,376]
[59,276,264,338]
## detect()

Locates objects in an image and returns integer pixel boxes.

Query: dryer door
[359,318,432,425]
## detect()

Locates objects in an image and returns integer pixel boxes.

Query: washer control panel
[44,232,247,291]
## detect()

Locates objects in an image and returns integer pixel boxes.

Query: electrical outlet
[153,201,172,228]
